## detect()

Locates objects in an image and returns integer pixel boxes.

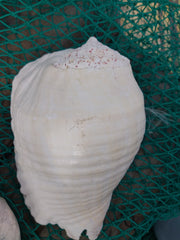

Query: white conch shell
[0,197,21,240]
[11,37,146,240]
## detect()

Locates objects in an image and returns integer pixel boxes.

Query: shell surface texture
[11,37,146,240]
[0,197,21,240]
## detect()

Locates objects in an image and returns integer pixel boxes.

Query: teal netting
[0,0,180,239]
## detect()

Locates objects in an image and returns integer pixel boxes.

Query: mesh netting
[0,0,180,239]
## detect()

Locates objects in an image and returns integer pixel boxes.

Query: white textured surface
[53,37,129,69]
[0,197,21,240]
[11,37,146,240]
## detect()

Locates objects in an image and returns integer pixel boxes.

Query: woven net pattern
[0,0,179,239]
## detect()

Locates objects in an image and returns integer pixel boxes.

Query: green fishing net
[0,0,179,239]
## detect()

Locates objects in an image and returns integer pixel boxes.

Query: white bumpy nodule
[11,37,146,240]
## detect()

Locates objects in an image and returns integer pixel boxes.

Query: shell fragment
[0,197,21,240]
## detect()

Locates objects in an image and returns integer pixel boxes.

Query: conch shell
[11,37,145,240]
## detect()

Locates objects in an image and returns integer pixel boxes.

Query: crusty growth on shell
[53,37,129,69]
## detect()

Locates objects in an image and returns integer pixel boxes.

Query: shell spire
[53,36,129,69]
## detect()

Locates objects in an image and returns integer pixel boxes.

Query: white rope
[145,107,174,134]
